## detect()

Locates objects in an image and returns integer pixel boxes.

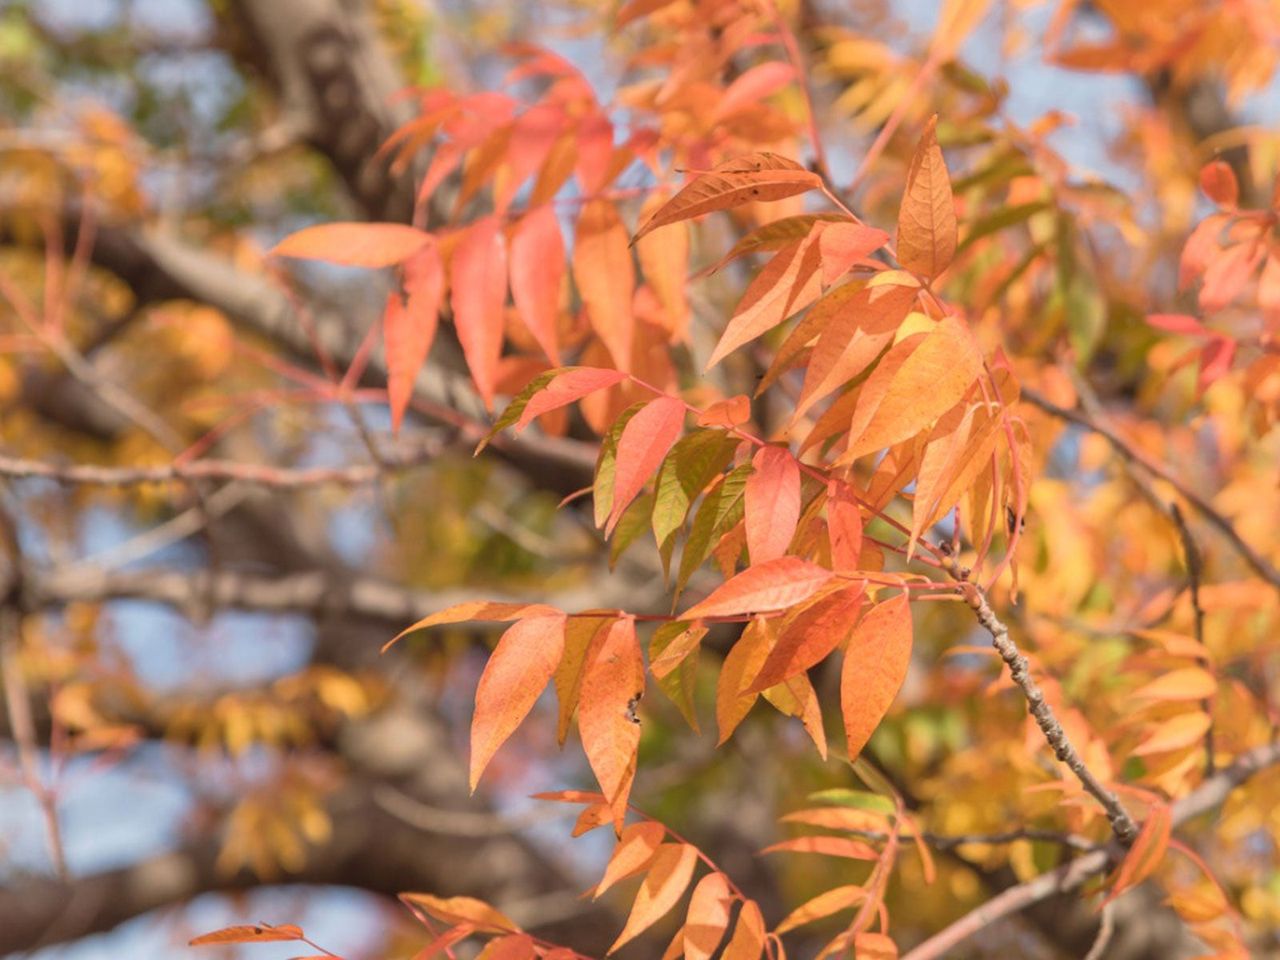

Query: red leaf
[190,924,304,946]
[607,395,686,535]
[272,223,431,267]
[841,593,913,759]
[609,844,700,953]
[470,613,567,790]
[713,62,795,121]
[684,557,833,620]
[1199,160,1238,208]
[509,206,564,364]
[896,116,956,280]
[634,153,822,241]
[515,368,628,431]
[575,112,615,195]
[478,934,536,960]
[744,446,801,564]
[817,221,890,284]
[1104,803,1172,905]
[579,618,644,831]
[1146,313,1208,337]
[574,199,635,370]
[828,481,864,572]
[451,216,508,408]
[385,601,560,651]
[386,243,444,434]
[747,582,866,693]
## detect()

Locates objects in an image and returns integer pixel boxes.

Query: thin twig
[1170,501,1215,774]
[1083,901,1115,960]
[1023,386,1280,589]
[900,740,1280,960]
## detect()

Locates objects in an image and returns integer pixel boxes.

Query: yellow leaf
[896,116,956,280]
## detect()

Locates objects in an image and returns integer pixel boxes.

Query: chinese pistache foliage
[245,1,1280,958]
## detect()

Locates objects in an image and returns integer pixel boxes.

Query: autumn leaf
[634,153,822,242]
[609,843,699,953]
[385,241,444,434]
[841,593,913,759]
[720,900,766,960]
[1133,711,1212,756]
[470,613,567,790]
[744,445,801,563]
[575,199,635,371]
[477,934,536,960]
[854,931,899,960]
[828,481,864,572]
[1199,160,1238,208]
[385,601,560,651]
[1132,668,1217,703]
[607,395,687,535]
[579,617,644,831]
[763,835,880,859]
[747,582,865,693]
[896,116,956,280]
[509,205,564,363]
[271,222,431,267]
[594,821,666,897]
[817,221,890,284]
[775,885,865,933]
[684,872,734,960]
[696,395,751,428]
[1104,803,1172,905]
[401,894,521,935]
[716,617,774,744]
[515,368,629,432]
[189,924,304,946]
[451,215,508,409]
[713,62,796,122]
[683,556,833,620]
[555,615,612,744]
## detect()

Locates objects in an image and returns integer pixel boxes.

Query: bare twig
[1023,387,1280,589]
[1083,901,1115,960]
[900,740,1280,960]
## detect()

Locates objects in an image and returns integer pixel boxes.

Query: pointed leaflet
[714,62,796,121]
[708,233,823,369]
[841,593,913,759]
[470,613,566,790]
[594,402,646,529]
[607,395,686,535]
[721,900,766,960]
[817,221,890,284]
[477,935,537,960]
[652,429,740,560]
[854,932,899,960]
[762,671,829,759]
[272,223,431,267]
[909,403,1002,555]
[451,215,508,409]
[828,481,864,572]
[594,821,666,898]
[1104,803,1172,906]
[1134,711,1211,756]
[399,894,520,934]
[775,885,865,934]
[513,367,628,432]
[650,620,706,731]
[555,615,612,744]
[634,152,822,241]
[574,199,635,371]
[841,315,982,462]
[1199,160,1238,208]
[386,243,444,434]
[896,116,956,280]
[1132,668,1217,702]
[189,925,304,946]
[763,836,878,859]
[744,445,801,563]
[385,601,560,651]
[748,582,865,693]
[696,396,751,428]
[509,205,564,363]
[684,556,833,619]
[716,618,774,745]
[681,872,732,960]
[637,190,691,339]
[676,464,750,596]
[579,617,644,831]
[609,843,699,953]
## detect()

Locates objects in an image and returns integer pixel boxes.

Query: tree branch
[901,740,1280,960]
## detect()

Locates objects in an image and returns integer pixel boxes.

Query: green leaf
[649,620,706,730]
[594,402,648,529]
[652,429,741,572]
[611,491,655,569]
[676,463,751,598]
[806,788,896,816]
[477,370,559,451]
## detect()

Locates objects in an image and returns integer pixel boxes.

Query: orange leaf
[509,206,564,364]
[1104,803,1172,905]
[386,242,444,434]
[385,601,560,651]
[189,924,304,946]
[714,62,795,121]
[840,315,982,462]
[579,618,644,831]
[272,223,431,267]
[684,557,833,619]
[763,836,880,859]
[1199,160,1238,208]
[684,872,734,960]
[747,582,865,693]
[609,843,700,953]
[1133,711,1212,756]
[531,789,608,804]
[634,153,822,242]
[817,221,890,284]
[896,116,956,280]
[516,368,629,431]
[744,446,801,563]
[477,934,536,960]
[1132,668,1217,703]
[607,395,687,535]
[470,613,567,790]
[696,395,751,428]
[775,885,865,934]
[716,618,773,744]
[854,931,899,960]
[574,199,635,371]
[720,900,766,960]
[399,894,521,934]
[594,821,667,898]
[841,593,913,759]
[554,614,613,745]
[451,215,508,409]
[707,234,823,368]
[828,482,864,573]
[932,0,994,59]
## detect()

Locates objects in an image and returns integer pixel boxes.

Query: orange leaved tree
[1,2,1278,960]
